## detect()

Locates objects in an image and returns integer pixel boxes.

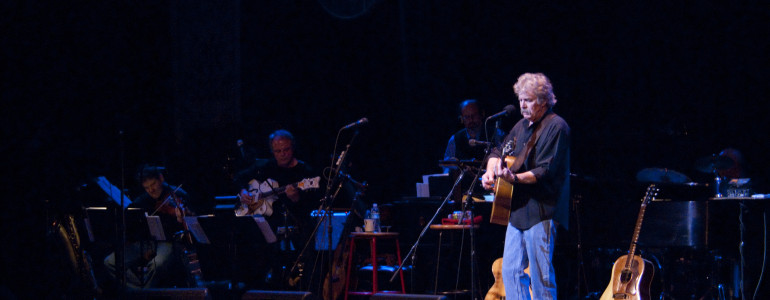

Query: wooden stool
[344,232,406,299]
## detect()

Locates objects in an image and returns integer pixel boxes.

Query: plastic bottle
[370,203,381,232]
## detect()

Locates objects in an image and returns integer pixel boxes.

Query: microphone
[341,117,369,130]
[469,139,493,147]
[340,171,368,190]
[486,105,517,121]
[236,139,245,158]
[335,150,346,167]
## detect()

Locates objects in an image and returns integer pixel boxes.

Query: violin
[153,194,179,216]
[151,185,204,287]
[151,185,192,244]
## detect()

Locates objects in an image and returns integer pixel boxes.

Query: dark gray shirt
[489,110,570,230]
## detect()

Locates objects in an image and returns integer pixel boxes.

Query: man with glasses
[443,99,504,172]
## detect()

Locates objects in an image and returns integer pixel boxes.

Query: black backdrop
[2,1,769,298]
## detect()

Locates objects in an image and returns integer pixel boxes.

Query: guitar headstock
[641,184,659,205]
[297,176,321,190]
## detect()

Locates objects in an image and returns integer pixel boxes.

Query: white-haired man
[481,73,570,299]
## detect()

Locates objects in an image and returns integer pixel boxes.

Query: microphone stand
[453,117,498,300]
[457,144,492,300]
[389,165,469,285]
[117,130,127,296]
[289,177,345,275]
[289,129,359,288]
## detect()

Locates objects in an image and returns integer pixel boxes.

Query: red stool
[344,232,406,299]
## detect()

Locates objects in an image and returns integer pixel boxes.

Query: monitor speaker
[370,293,447,300]
[241,290,315,300]
[125,288,210,299]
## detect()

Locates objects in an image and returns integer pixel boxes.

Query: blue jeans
[502,219,557,299]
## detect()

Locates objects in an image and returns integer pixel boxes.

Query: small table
[344,232,406,299]
[429,224,479,295]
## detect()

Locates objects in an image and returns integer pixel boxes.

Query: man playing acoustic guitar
[481,73,570,299]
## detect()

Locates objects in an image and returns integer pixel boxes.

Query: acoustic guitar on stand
[600,184,658,300]
[485,257,532,300]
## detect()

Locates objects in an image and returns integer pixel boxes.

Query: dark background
[2,1,769,298]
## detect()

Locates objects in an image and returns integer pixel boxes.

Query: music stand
[184,216,210,245]
[93,176,132,208]
[197,214,277,245]
[83,207,157,244]
[196,213,277,287]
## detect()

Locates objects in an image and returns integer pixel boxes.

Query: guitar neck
[624,185,656,269]
[260,184,291,198]
[626,203,647,262]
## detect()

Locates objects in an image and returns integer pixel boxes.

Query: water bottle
[370,203,381,232]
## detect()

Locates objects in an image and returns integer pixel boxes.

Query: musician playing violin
[133,167,193,235]
[103,165,195,289]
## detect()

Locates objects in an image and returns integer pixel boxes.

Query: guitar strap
[512,112,555,218]
[508,112,555,173]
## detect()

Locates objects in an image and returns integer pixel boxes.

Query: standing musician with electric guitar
[481,73,571,300]
[234,129,322,289]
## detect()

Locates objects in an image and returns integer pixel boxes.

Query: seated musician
[234,129,320,288]
[443,99,505,208]
[103,165,196,289]
[443,99,505,173]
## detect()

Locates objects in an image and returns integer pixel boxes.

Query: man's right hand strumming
[482,171,496,190]
[482,157,501,190]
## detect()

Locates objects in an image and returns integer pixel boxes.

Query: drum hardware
[694,155,734,173]
[636,168,690,184]
[695,154,736,198]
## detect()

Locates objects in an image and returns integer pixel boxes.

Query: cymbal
[694,155,734,173]
[636,168,691,184]
[438,159,482,167]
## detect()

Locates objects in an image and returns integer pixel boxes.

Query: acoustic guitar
[234,176,320,216]
[600,184,658,300]
[490,155,517,225]
[323,189,364,300]
[485,257,532,300]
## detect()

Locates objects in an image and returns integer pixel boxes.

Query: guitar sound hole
[619,269,632,283]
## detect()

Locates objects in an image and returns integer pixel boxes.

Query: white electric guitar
[234,176,321,217]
